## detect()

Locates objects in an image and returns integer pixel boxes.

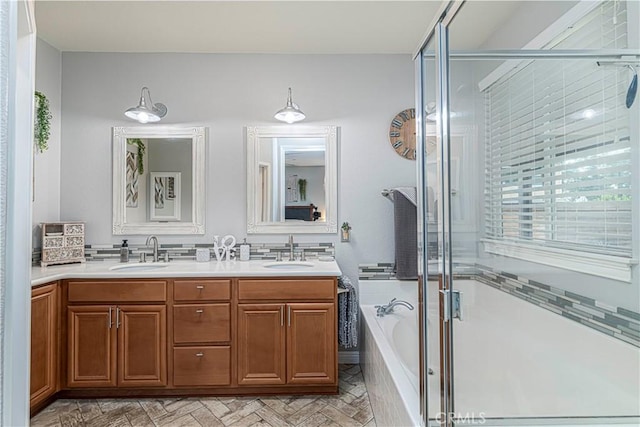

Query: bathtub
[360,278,640,426]
[360,280,421,427]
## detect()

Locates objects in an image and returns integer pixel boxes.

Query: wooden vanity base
[30,276,339,416]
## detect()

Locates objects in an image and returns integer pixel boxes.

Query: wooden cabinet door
[286,303,336,384]
[67,305,117,388]
[237,304,286,385]
[117,305,167,387]
[31,284,58,407]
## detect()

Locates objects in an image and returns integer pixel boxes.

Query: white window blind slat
[483,0,632,256]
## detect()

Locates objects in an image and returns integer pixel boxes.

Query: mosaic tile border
[358,263,395,280]
[358,262,640,348]
[358,263,476,280]
[33,242,334,265]
[475,265,640,348]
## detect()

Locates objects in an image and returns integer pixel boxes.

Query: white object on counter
[196,248,210,262]
[239,239,250,261]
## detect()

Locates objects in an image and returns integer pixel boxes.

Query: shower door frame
[415,1,639,426]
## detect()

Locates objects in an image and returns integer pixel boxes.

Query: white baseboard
[338,351,360,364]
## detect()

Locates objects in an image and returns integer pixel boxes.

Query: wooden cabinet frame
[30,283,59,411]
[31,275,338,415]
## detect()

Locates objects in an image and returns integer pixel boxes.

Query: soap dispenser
[239,238,250,261]
[120,239,129,263]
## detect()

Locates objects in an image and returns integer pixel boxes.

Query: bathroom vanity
[30,260,341,414]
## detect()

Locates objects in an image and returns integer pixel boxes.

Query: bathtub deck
[428,279,640,419]
[360,278,640,425]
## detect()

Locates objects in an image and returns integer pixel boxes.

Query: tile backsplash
[33,242,334,265]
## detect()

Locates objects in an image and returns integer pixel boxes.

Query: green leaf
[34,91,52,152]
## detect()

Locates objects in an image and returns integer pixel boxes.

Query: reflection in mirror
[113,126,205,235]
[258,137,325,222]
[247,126,337,234]
[149,172,182,221]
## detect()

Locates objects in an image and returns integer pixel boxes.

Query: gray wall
[60,53,417,283]
[285,165,325,216]
[33,38,62,248]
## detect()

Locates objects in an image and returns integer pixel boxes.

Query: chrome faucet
[375,298,414,317]
[288,234,295,261]
[146,235,159,262]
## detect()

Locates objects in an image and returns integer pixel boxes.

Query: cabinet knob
[195,309,204,314]
[195,352,204,357]
[196,285,204,290]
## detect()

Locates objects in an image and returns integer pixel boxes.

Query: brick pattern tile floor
[31,364,376,427]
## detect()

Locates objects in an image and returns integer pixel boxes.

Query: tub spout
[375,298,414,317]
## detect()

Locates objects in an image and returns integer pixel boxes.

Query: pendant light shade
[274,87,305,124]
[124,86,167,123]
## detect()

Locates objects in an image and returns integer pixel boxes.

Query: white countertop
[31,259,342,287]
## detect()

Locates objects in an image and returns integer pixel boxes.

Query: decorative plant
[341,222,352,242]
[127,138,146,174]
[298,179,307,201]
[34,91,52,152]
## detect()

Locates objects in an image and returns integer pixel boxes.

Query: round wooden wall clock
[389,108,416,160]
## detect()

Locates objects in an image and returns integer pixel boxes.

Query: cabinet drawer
[238,279,335,301]
[68,281,167,303]
[173,304,230,344]
[174,280,231,301]
[173,346,230,386]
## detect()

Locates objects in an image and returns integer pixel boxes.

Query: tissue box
[196,248,210,262]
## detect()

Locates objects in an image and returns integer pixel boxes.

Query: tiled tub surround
[475,264,640,348]
[358,263,640,348]
[360,280,421,427]
[33,242,334,265]
[360,278,640,422]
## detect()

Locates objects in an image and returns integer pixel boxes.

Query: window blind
[484,0,633,257]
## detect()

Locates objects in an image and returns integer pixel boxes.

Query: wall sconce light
[425,101,437,122]
[124,86,167,123]
[425,101,458,122]
[274,87,305,124]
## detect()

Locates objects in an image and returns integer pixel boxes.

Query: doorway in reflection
[258,137,326,223]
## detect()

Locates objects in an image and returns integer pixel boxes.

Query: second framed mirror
[246,126,338,234]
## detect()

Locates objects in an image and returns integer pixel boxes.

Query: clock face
[389,108,416,160]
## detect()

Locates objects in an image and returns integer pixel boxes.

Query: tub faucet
[146,235,159,262]
[288,234,295,261]
[375,298,414,317]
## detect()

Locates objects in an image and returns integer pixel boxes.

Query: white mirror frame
[113,126,206,235]
[246,125,338,234]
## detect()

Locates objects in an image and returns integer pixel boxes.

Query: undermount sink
[109,262,169,271]
[263,261,315,270]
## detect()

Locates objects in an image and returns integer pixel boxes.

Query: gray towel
[393,188,418,280]
[337,275,358,348]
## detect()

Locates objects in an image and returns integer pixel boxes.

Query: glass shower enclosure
[416,1,640,425]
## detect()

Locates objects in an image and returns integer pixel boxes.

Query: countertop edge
[31,260,343,288]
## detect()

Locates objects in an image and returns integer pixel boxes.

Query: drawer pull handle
[195,309,204,314]
[196,285,204,290]
[195,352,204,357]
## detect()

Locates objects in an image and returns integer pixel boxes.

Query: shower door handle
[452,290,463,321]
[440,290,463,322]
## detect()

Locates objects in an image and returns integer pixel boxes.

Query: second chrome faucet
[146,235,159,262]
[288,234,295,261]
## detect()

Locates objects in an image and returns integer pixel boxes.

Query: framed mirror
[246,125,338,234]
[112,126,206,235]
